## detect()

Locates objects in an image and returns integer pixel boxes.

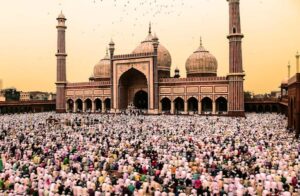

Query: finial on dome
[149,22,152,34]
[200,36,203,47]
[196,36,207,52]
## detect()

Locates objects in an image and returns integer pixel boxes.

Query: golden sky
[0,0,300,94]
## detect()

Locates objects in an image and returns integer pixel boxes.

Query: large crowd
[0,112,299,196]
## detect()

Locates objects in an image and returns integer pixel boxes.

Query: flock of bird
[55,0,197,41]
[91,0,189,23]
[57,0,193,38]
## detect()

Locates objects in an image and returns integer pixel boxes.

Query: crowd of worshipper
[0,112,299,196]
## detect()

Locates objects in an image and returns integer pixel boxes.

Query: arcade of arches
[65,96,227,114]
[159,96,228,114]
[66,98,111,113]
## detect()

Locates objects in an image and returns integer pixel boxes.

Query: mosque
[55,0,245,116]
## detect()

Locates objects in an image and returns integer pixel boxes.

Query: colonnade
[159,97,228,115]
[66,99,110,113]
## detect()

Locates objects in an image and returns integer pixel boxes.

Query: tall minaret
[55,11,67,113]
[296,51,299,73]
[227,0,245,117]
[109,39,115,112]
[152,33,159,113]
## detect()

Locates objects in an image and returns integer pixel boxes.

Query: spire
[288,61,291,78]
[143,23,154,42]
[196,36,207,52]
[200,36,203,47]
[149,22,152,34]
[104,47,109,59]
[109,38,114,45]
[57,10,66,20]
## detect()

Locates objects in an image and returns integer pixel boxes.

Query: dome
[132,25,172,72]
[93,50,110,79]
[57,11,66,19]
[185,38,218,77]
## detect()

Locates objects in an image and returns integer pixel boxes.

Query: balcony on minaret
[56,12,67,29]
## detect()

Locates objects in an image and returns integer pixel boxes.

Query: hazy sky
[1,0,300,93]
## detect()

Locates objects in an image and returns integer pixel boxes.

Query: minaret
[288,61,291,78]
[227,0,245,117]
[152,33,159,113]
[109,39,115,112]
[174,67,180,78]
[55,11,67,113]
[296,51,299,73]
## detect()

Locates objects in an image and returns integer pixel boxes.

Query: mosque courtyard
[0,113,299,195]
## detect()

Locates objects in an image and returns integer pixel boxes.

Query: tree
[2,88,20,101]
[244,91,252,100]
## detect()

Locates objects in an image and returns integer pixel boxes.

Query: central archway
[134,90,148,109]
[118,68,148,110]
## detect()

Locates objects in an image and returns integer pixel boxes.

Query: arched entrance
[272,105,278,113]
[174,97,184,113]
[265,105,271,113]
[201,97,212,113]
[85,99,92,112]
[105,98,111,111]
[118,68,148,110]
[67,99,74,112]
[134,90,148,109]
[216,97,228,113]
[94,98,102,112]
[161,97,171,112]
[75,99,83,112]
[188,97,198,113]
[258,105,263,113]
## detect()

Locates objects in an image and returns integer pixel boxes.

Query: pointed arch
[84,98,92,112]
[75,99,83,112]
[215,97,228,113]
[161,97,171,113]
[104,98,111,111]
[188,97,198,113]
[201,97,212,113]
[174,97,184,113]
[66,99,74,112]
[94,98,102,112]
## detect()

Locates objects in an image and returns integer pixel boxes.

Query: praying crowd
[0,112,299,196]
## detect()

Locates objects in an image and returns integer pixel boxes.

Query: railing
[67,81,111,87]
[159,76,228,83]
[244,97,290,104]
[0,100,55,106]
[113,52,154,60]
